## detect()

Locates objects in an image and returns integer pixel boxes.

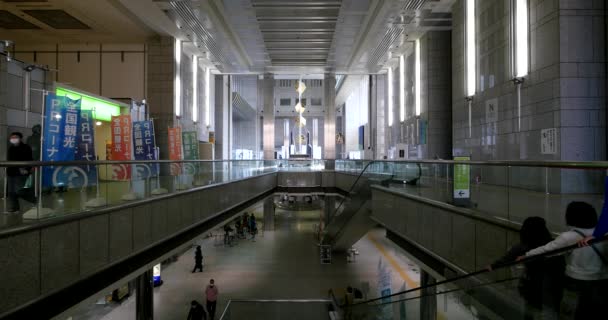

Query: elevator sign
[453,156,470,206]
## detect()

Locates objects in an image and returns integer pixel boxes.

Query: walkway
[68,207,476,319]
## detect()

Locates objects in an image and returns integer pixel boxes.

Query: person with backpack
[187,300,207,320]
[491,217,564,319]
[192,246,203,273]
[524,202,608,319]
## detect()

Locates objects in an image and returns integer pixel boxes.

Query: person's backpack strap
[573,229,608,265]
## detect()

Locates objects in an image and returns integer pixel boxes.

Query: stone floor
[64,208,477,319]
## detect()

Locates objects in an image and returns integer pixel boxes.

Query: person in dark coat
[491,217,565,319]
[192,246,203,273]
[187,300,207,320]
[6,132,33,213]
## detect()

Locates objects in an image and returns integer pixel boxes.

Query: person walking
[205,279,219,320]
[187,300,207,320]
[6,132,33,213]
[192,246,203,273]
[249,213,257,241]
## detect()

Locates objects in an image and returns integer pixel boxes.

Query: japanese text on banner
[182,131,199,160]
[110,115,132,180]
[168,127,183,176]
[132,120,158,178]
[42,95,83,187]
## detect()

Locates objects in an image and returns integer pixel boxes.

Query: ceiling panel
[0,9,39,28]
[252,0,342,67]
[23,9,90,29]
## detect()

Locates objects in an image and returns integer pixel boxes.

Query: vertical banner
[182,131,198,176]
[168,127,183,175]
[453,156,471,206]
[111,115,132,180]
[182,131,199,160]
[73,109,97,187]
[132,120,158,178]
[42,95,85,187]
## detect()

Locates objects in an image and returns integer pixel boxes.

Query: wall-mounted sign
[485,98,498,123]
[541,128,557,154]
[453,156,470,206]
[56,87,121,122]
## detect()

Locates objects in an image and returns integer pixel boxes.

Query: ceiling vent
[23,9,90,29]
[0,10,39,28]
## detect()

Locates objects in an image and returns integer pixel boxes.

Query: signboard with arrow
[453,156,471,206]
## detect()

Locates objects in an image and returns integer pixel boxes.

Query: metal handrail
[2,158,608,168]
[348,234,608,308]
[218,298,332,320]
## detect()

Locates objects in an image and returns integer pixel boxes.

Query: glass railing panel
[220,300,332,320]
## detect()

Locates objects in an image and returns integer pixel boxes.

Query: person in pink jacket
[205,279,219,320]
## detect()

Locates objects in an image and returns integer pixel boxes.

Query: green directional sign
[453,156,470,206]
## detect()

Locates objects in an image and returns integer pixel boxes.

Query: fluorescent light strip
[387,67,393,126]
[399,55,405,122]
[515,0,529,78]
[205,67,210,126]
[192,56,198,122]
[415,39,421,116]
[174,39,182,117]
[466,0,476,97]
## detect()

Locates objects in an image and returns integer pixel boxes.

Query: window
[280,98,291,106]
[296,98,307,106]
[310,98,322,106]
[279,80,291,87]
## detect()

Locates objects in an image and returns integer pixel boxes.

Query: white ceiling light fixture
[514,0,529,79]
[387,67,394,127]
[415,39,421,117]
[465,0,476,97]
[205,67,210,127]
[399,55,405,122]
[174,38,182,117]
[192,56,198,123]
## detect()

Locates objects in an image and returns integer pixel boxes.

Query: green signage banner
[453,156,470,200]
[182,131,199,160]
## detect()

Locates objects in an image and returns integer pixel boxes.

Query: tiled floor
[63,207,478,320]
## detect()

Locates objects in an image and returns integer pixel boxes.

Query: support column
[214,75,231,159]
[136,269,154,320]
[146,36,176,161]
[420,271,437,320]
[323,74,336,161]
[261,74,275,159]
[263,196,275,231]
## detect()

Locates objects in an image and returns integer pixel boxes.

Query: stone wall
[451,0,607,193]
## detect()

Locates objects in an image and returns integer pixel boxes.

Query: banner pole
[23,90,54,219]
[85,106,106,207]
[150,119,167,195]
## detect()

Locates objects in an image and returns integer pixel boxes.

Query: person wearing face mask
[6,132,33,213]
[205,279,218,320]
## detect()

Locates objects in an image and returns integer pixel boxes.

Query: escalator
[321,162,421,252]
[339,235,608,320]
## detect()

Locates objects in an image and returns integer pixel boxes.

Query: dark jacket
[492,243,565,308]
[7,143,33,176]
[195,250,203,264]
[187,301,206,320]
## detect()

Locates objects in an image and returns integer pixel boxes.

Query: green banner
[453,156,470,199]
[182,131,199,160]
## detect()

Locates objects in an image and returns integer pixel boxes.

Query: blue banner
[42,95,91,188]
[72,109,98,187]
[132,120,157,179]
